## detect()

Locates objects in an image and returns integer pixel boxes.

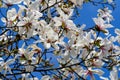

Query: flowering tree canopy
[0,0,120,80]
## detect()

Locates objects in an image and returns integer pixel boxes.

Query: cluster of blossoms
[0,0,119,80]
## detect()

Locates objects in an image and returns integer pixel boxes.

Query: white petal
[44,42,51,49]
[92,69,104,76]
[52,44,59,50]
[53,17,62,27]
[100,76,109,80]
[41,75,50,80]
[23,0,30,5]
[17,21,26,26]
[1,17,6,23]
[7,8,17,21]
[115,29,120,35]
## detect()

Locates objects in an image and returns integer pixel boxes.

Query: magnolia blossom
[53,8,76,31]
[35,23,59,49]
[84,50,104,68]
[18,43,41,64]
[93,17,113,31]
[17,9,42,38]
[97,7,113,23]
[1,8,18,27]
[0,55,19,75]
[93,7,113,33]
[83,68,104,80]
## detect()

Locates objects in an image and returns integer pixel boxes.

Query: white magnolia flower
[53,8,76,31]
[84,68,104,80]
[1,8,18,27]
[0,55,19,75]
[97,7,113,23]
[17,9,42,38]
[93,17,113,30]
[35,23,59,49]
[98,36,114,58]
[19,43,40,64]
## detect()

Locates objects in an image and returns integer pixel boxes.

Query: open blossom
[0,55,19,75]
[17,8,42,38]
[35,23,59,49]
[93,7,114,33]
[93,17,113,30]
[18,43,41,64]
[83,68,104,80]
[1,8,18,27]
[97,7,113,23]
[53,8,76,30]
